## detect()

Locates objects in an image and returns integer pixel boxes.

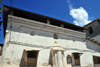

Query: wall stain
[7,61,10,64]
[42,62,49,66]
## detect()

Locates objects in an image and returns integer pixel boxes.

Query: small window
[67,55,72,64]
[30,31,35,36]
[88,26,93,34]
[74,53,80,59]
[54,33,58,39]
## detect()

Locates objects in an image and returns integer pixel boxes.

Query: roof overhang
[2,5,87,31]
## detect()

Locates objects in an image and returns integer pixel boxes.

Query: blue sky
[0,0,100,44]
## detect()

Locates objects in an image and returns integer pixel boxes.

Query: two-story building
[1,5,100,67]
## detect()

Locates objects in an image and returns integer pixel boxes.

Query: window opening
[54,33,58,39]
[30,31,35,36]
[88,26,93,34]
[93,56,100,64]
[67,55,72,64]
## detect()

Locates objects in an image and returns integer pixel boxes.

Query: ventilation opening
[88,26,93,34]
[50,20,61,27]
[54,33,58,39]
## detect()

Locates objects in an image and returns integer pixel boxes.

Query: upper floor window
[54,33,58,39]
[30,31,35,36]
[88,26,93,34]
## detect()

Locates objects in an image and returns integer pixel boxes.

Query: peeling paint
[7,61,10,64]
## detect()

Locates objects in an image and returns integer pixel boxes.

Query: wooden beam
[47,19,50,24]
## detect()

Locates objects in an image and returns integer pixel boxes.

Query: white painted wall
[95,64,100,67]
[1,15,100,67]
[86,40,100,52]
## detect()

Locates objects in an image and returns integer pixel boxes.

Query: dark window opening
[13,11,83,32]
[93,56,100,64]
[14,11,47,23]
[88,26,93,34]
[74,53,80,59]
[50,20,61,27]
[27,51,37,58]
[54,33,58,39]
[30,31,35,36]
[0,47,2,55]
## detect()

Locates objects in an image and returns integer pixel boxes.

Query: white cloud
[67,0,73,10]
[67,0,91,26]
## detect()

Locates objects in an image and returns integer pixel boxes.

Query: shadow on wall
[86,40,100,53]
[11,26,84,43]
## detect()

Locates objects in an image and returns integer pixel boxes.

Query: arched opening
[67,55,72,64]
[54,33,58,39]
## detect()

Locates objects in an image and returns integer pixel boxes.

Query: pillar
[57,51,63,67]
[55,52,58,67]
[52,51,55,67]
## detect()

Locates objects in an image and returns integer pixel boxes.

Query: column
[55,52,58,67]
[52,52,55,67]
[62,53,66,67]
[57,51,63,67]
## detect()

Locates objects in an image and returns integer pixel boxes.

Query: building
[0,5,100,67]
[83,18,100,43]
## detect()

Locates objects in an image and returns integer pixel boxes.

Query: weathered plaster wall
[1,15,100,67]
[84,21,100,42]
[94,64,100,67]
[86,40,100,52]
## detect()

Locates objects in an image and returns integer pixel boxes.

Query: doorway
[27,51,38,67]
[20,50,38,67]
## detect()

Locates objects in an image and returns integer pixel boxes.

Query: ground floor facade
[0,41,100,67]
